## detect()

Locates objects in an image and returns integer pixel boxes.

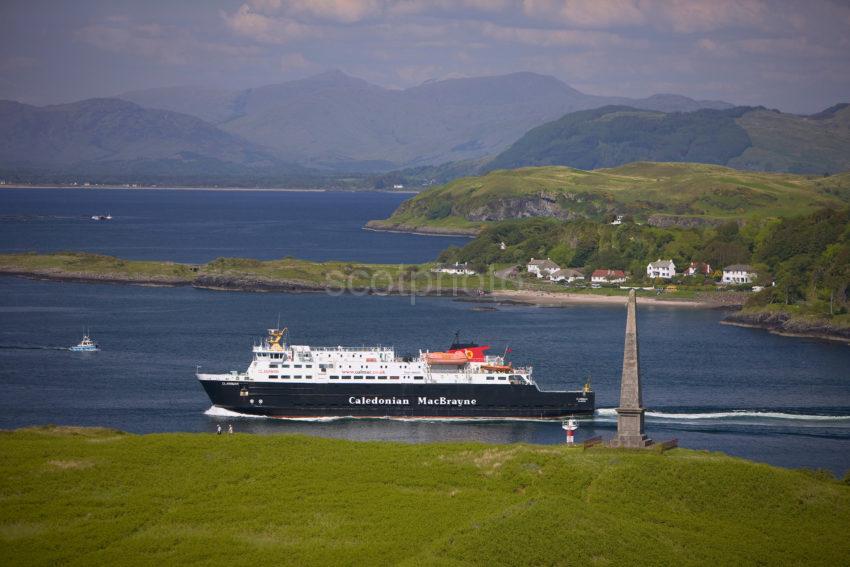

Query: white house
[591,269,627,284]
[432,262,476,276]
[610,214,624,226]
[549,268,584,283]
[722,264,756,284]
[527,258,560,278]
[646,259,676,279]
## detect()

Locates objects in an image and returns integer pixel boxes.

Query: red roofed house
[591,269,627,284]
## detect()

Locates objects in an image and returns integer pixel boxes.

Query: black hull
[200,380,594,419]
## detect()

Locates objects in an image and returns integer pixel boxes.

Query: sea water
[1,189,848,474]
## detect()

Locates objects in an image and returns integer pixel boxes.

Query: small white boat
[91,214,112,221]
[70,334,99,352]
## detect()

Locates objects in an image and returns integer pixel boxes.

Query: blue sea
[1,188,849,475]
[0,188,468,263]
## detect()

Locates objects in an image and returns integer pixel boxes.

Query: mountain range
[118,70,733,171]
[1,70,847,185]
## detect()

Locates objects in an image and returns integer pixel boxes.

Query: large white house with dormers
[646,259,676,279]
[722,264,756,284]
[527,258,560,278]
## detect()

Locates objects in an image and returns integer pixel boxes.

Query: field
[0,426,848,566]
[369,162,850,234]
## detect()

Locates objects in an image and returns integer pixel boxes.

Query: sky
[1,0,849,113]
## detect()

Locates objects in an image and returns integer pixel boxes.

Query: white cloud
[522,0,647,28]
[222,4,322,43]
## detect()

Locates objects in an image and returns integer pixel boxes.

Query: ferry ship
[197,329,594,419]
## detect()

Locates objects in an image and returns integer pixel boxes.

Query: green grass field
[371,162,850,234]
[1,427,848,566]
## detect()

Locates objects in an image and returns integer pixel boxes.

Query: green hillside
[1,426,848,566]
[486,104,850,175]
[368,162,850,234]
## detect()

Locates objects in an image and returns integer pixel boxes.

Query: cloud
[289,0,383,23]
[223,5,322,43]
[522,0,647,28]
[521,0,777,33]
[656,0,771,33]
[245,0,512,22]
[479,21,647,48]
[75,21,261,65]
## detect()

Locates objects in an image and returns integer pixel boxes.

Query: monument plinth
[609,289,653,448]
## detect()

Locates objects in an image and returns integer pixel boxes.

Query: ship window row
[266,375,312,380]
[325,375,404,380]
[267,363,312,369]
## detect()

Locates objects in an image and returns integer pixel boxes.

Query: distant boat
[90,214,112,221]
[69,333,99,352]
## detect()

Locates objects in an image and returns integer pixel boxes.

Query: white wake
[595,408,850,421]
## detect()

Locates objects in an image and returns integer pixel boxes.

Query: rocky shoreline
[722,310,850,343]
[364,220,478,236]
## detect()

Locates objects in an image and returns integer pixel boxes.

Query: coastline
[364,220,480,237]
[0,184,420,194]
[485,289,722,309]
[722,311,850,344]
[0,272,725,310]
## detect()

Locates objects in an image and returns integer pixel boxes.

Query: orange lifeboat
[481,363,513,373]
[425,351,469,365]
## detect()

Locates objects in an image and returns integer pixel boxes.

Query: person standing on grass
[216,424,222,435]
[228,424,234,434]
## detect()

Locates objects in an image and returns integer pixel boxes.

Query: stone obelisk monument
[609,289,653,448]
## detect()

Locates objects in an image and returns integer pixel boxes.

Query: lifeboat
[481,363,512,373]
[425,351,469,365]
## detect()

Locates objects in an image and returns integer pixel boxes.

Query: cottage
[549,268,584,283]
[722,264,756,284]
[432,262,476,276]
[527,258,560,278]
[646,259,676,279]
[591,269,628,284]
[684,261,712,276]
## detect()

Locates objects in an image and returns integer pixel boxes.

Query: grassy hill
[1,426,848,566]
[368,162,850,234]
[486,104,850,175]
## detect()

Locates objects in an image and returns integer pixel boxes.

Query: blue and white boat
[69,334,99,352]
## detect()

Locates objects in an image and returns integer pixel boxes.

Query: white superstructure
[198,328,533,386]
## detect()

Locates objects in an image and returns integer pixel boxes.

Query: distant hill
[0,98,324,185]
[367,162,850,234]
[120,71,733,170]
[487,104,850,174]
